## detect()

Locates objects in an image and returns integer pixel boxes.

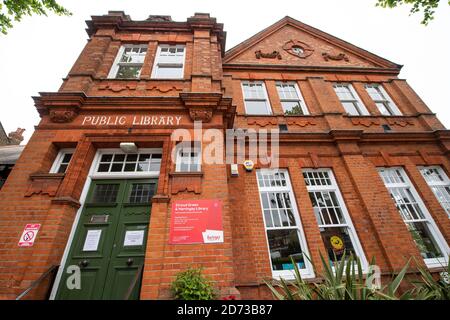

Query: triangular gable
[224,16,402,70]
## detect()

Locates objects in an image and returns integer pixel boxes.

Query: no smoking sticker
[18,224,41,247]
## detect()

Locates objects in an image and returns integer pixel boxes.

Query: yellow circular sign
[243,160,254,171]
[330,235,344,251]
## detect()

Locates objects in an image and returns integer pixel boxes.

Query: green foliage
[408,257,450,299]
[284,104,304,116]
[0,0,72,34]
[376,0,448,25]
[171,267,215,300]
[265,251,450,300]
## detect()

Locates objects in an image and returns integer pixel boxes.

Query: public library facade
[0,12,449,299]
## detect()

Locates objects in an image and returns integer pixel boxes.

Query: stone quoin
[0,12,449,300]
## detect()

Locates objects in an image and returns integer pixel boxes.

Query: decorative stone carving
[189,108,213,122]
[147,15,172,22]
[247,118,277,127]
[286,119,317,127]
[282,40,314,58]
[179,92,225,124]
[255,50,282,60]
[146,84,183,93]
[170,172,202,195]
[25,173,65,197]
[387,118,414,127]
[322,52,349,62]
[33,92,85,120]
[98,83,137,92]
[49,109,78,123]
[350,118,381,127]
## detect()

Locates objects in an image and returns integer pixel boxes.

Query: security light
[119,142,138,153]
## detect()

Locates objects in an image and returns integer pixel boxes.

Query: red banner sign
[169,200,223,244]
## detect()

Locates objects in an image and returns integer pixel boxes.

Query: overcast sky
[0,0,449,143]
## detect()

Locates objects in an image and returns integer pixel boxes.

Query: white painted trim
[256,169,315,279]
[333,83,369,116]
[107,44,148,79]
[378,167,449,269]
[175,144,201,173]
[241,81,273,115]
[293,82,310,115]
[49,148,161,299]
[377,85,402,115]
[365,84,402,116]
[418,165,450,218]
[92,148,162,178]
[49,148,75,173]
[151,44,186,79]
[275,81,310,115]
[108,45,125,79]
[303,168,369,272]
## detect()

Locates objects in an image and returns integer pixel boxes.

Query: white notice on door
[83,229,102,251]
[124,230,145,246]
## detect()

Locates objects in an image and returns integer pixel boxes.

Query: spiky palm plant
[265,251,416,300]
[407,257,450,300]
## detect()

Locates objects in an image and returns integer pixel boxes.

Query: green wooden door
[55,179,156,300]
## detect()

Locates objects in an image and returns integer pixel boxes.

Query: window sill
[269,273,319,283]
[424,258,448,270]
[242,113,274,117]
[106,77,141,81]
[283,114,311,117]
[32,172,66,179]
[343,114,406,118]
[150,77,185,81]
[170,171,204,177]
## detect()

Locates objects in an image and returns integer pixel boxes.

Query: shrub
[407,257,450,300]
[264,251,450,300]
[171,267,215,300]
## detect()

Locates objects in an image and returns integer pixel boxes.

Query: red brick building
[0,12,449,300]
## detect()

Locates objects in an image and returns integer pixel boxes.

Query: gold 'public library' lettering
[81,115,183,126]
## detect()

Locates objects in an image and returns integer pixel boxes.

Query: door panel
[56,179,156,300]
[102,180,156,299]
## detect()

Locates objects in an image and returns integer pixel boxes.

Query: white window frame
[378,167,449,268]
[365,84,402,116]
[92,148,162,178]
[303,168,368,271]
[256,169,315,280]
[175,143,201,173]
[241,81,272,115]
[50,148,75,174]
[275,82,309,115]
[108,44,148,79]
[151,45,186,79]
[333,83,369,116]
[419,166,450,218]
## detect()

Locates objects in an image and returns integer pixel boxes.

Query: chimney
[8,128,25,145]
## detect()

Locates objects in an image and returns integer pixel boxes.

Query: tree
[0,0,71,34]
[376,0,449,25]
[284,104,305,116]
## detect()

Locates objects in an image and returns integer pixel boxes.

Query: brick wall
[0,13,449,300]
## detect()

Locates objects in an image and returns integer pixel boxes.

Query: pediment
[224,17,401,70]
